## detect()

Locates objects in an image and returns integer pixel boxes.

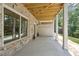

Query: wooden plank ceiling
[23,3,63,23]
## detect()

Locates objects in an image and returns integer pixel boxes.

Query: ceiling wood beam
[24,3,50,8]
[32,12,58,16]
[34,14,55,17]
[29,9,59,14]
[40,22,53,24]
[37,17,53,20]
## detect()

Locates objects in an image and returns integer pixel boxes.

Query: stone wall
[0,4,3,49]
[0,3,38,56]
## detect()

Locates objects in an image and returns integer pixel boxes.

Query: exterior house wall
[38,22,54,37]
[0,3,38,56]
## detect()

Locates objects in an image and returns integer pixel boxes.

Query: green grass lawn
[59,34,79,44]
[69,36,79,44]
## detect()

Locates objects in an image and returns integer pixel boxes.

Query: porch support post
[63,3,68,50]
[55,15,58,40]
[52,19,55,39]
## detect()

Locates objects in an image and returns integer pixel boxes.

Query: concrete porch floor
[14,36,71,56]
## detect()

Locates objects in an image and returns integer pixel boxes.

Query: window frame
[21,17,28,38]
[3,4,28,44]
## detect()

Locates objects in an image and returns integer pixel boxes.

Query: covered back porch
[0,3,79,56]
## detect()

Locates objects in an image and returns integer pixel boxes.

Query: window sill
[4,36,28,47]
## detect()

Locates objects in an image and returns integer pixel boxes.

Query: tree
[68,4,79,38]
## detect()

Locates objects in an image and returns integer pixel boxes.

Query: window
[15,19,20,39]
[21,17,28,37]
[4,8,20,43]
[4,14,14,43]
[4,8,28,44]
